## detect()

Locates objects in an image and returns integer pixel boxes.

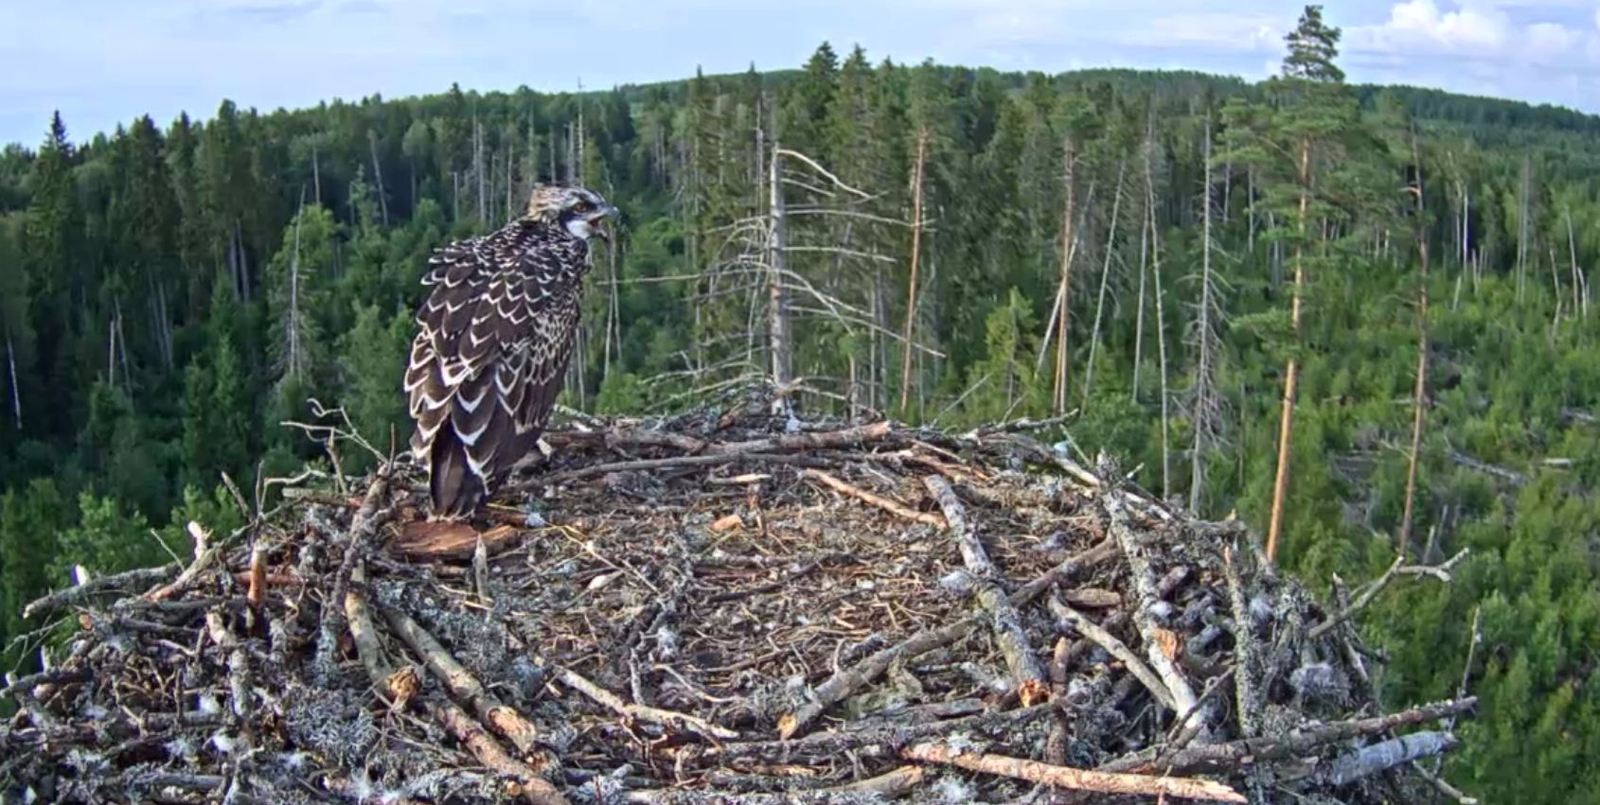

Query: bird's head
[524,184,618,242]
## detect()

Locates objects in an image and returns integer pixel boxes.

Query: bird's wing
[406,229,583,512]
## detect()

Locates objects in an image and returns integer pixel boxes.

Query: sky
[4,0,1600,147]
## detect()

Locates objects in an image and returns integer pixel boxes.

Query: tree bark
[768,133,792,407]
[898,128,929,415]
[1053,135,1077,412]
[1398,129,1429,555]
[1082,160,1126,408]
[367,129,389,228]
[1266,137,1311,562]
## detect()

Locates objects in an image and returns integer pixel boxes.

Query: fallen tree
[1,390,1472,803]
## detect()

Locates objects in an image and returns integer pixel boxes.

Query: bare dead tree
[1082,161,1127,409]
[5,322,22,429]
[1265,127,1314,562]
[1052,135,1079,412]
[1132,159,1149,405]
[768,135,792,406]
[1144,128,1172,502]
[283,187,309,385]
[1188,118,1229,514]
[1516,155,1530,304]
[898,128,930,415]
[1564,207,1585,320]
[367,129,389,228]
[1398,127,1430,557]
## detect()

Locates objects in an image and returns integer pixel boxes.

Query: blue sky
[5,0,1600,147]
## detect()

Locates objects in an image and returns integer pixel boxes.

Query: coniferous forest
[2,7,1598,800]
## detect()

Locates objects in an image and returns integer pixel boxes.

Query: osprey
[405,185,617,518]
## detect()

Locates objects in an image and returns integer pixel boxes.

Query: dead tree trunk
[1266,137,1312,562]
[1565,208,1584,320]
[768,134,793,409]
[1145,139,1171,502]
[1398,130,1430,556]
[898,128,929,415]
[4,325,19,428]
[367,129,389,228]
[1516,156,1530,304]
[1189,119,1223,513]
[1132,177,1149,404]
[1082,161,1127,409]
[286,191,306,384]
[1052,136,1077,412]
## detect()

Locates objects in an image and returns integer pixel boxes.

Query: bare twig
[924,475,1047,703]
[902,741,1245,802]
[1048,595,1175,710]
[382,605,544,757]
[805,469,945,528]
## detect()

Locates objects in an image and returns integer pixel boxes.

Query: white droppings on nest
[278,750,311,770]
[165,736,197,761]
[209,731,237,755]
[1149,599,1175,622]
[939,569,974,594]
[933,773,977,803]
[197,693,222,715]
[654,625,679,660]
[348,770,375,802]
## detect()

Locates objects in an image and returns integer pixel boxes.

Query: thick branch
[902,741,1244,802]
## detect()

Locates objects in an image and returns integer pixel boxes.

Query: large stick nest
[1,392,1473,804]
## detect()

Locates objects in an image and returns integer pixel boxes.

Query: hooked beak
[586,204,619,242]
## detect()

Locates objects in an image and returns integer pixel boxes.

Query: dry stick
[1104,491,1203,732]
[23,565,176,619]
[542,658,738,741]
[382,606,544,757]
[924,475,1048,703]
[902,741,1245,803]
[144,522,215,603]
[623,766,925,804]
[710,421,892,455]
[534,452,818,486]
[343,564,417,705]
[1102,697,1476,775]
[245,545,267,610]
[314,473,392,683]
[431,698,569,805]
[203,611,252,722]
[778,538,1117,739]
[1221,546,1260,738]
[1047,595,1175,710]
[0,668,90,702]
[1308,548,1469,641]
[343,575,544,805]
[1301,731,1458,786]
[732,702,1054,763]
[803,468,946,527]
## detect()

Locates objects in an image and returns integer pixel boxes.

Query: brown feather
[406,202,597,518]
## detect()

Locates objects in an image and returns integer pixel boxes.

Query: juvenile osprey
[405,185,617,518]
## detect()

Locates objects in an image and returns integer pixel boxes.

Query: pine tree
[0,478,69,656]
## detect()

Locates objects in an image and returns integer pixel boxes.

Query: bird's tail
[428,427,485,519]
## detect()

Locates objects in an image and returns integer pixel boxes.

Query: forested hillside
[2,6,1597,800]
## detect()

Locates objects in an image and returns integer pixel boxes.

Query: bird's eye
[573,200,593,213]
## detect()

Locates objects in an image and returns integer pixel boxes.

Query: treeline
[2,6,1599,800]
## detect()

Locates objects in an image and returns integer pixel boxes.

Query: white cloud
[1361,0,1509,50]
[1121,12,1288,54]
[1348,0,1599,68]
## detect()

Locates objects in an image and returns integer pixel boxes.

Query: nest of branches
[1,392,1474,804]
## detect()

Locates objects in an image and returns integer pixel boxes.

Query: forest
[1,6,1597,801]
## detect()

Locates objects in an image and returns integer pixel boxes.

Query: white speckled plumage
[405,185,615,518]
